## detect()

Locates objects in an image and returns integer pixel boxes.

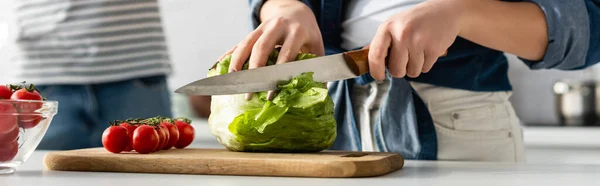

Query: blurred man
[5,0,173,150]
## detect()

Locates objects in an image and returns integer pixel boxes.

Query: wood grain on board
[43,148,404,178]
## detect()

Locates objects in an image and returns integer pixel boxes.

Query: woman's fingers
[276,32,305,64]
[264,33,307,101]
[240,24,285,101]
[226,17,324,101]
[232,23,284,100]
[248,27,284,69]
[422,50,439,73]
[266,90,280,101]
[368,24,392,82]
[269,31,309,101]
[230,30,262,73]
[309,41,325,57]
[218,45,237,62]
[388,41,409,78]
[406,48,425,78]
[245,93,253,100]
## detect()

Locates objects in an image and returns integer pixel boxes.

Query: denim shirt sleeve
[520,0,600,70]
[248,0,265,29]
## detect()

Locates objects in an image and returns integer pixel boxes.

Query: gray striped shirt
[4,0,172,85]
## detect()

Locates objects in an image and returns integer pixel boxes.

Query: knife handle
[343,48,448,76]
[343,49,371,76]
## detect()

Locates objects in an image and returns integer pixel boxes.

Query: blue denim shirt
[247,0,600,160]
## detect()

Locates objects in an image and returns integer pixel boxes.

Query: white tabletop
[3,120,600,186]
[2,150,600,186]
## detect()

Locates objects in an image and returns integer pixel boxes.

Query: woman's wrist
[430,0,476,37]
[260,0,314,22]
[258,0,323,54]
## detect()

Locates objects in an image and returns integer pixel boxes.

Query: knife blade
[175,49,371,96]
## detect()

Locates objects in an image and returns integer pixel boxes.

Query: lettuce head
[207,50,337,152]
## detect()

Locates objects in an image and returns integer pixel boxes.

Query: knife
[175,48,371,96]
[175,48,453,96]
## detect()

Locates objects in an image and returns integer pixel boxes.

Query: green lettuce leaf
[207,50,336,152]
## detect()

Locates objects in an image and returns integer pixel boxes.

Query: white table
[3,120,600,186]
[2,150,600,186]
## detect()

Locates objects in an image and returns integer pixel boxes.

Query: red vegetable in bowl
[0,85,12,99]
[0,82,55,163]
[10,85,43,101]
[18,115,43,129]
[11,83,44,129]
[0,141,18,162]
[0,102,18,134]
[0,125,19,143]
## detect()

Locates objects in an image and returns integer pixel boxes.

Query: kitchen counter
[2,150,600,186]
[2,120,600,186]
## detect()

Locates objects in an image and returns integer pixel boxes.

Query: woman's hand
[368,0,548,81]
[368,0,464,81]
[220,0,324,100]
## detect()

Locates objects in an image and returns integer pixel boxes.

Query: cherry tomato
[161,120,179,150]
[0,141,18,162]
[0,125,19,143]
[133,125,159,154]
[0,86,12,99]
[11,87,43,110]
[156,125,169,151]
[0,102,18,134]
[101,126,130,154]
[10,86,42,101]
[11,85,44,129]
[161,125,170,150]
[174,118,194,149]
[118,122,137,152]
[18,115,43,129]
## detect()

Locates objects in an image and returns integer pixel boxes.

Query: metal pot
[553,79,599,126]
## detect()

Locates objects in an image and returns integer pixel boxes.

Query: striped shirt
[3,0,172,85]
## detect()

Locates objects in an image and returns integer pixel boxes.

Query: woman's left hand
[368,0,466,81]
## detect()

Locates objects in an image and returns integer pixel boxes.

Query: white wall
[156,0,251,119]
[158,0,251,91]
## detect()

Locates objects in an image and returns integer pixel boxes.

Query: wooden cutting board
[43,148,404,178]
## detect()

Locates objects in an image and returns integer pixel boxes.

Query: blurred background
[0,0,599,163]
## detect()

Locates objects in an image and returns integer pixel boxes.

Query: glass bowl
[0,100,58,174]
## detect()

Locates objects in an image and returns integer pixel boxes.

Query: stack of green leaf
[207,50,337,152]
